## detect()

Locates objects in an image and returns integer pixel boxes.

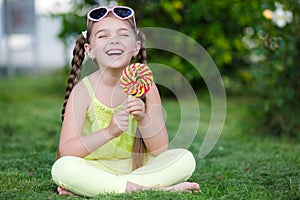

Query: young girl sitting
[51,5,200,197]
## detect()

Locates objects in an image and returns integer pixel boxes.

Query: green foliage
[119,0,262,84]
[50,0,96,45]
[244,1,300,137]
[51,0,260,84]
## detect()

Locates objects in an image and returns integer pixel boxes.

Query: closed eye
[98,35,107,38]
[94,29,109,39]
[120,34,129,37]
[119,29,131,37]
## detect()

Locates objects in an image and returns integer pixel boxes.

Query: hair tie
[82,30,87,39]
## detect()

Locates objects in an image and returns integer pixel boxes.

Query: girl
[51,5,200,197]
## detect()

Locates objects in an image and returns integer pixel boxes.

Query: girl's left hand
[125,97,146,122]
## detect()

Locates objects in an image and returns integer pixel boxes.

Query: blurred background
[0,0,68,74]
[0,0,299,137]
[0,1,299,198]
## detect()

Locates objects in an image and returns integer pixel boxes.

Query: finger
[127,96,135,103]
[127,107,145,115]
[130,111,144,116]
[126,97,143,107]
[124,97,139,108]
[118,121,128,131]
[126,100,144,110]
[126,103,143,109]
[115,119,128,126]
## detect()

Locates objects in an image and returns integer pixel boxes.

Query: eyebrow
[94,29,107,36]
[118,28,131,32]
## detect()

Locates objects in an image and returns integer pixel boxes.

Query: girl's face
[85,14,140,70]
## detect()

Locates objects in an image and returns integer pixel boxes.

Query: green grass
[0,73,299,199]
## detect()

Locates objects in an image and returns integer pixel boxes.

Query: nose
[109,35,120,45]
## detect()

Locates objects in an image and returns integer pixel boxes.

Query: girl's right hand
[108,109,128,138]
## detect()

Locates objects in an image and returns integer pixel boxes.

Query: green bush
[244,1,300,137]
[52,0,260,85]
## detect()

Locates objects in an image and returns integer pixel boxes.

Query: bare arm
[126,83,169,156]
[58,82,127,158]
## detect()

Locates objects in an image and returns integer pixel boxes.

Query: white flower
[272,2,293,28]
[249,52,266,63]
[242,36,258,49]
[284,11,293,23]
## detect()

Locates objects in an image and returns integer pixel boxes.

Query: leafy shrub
[244,1,300,137]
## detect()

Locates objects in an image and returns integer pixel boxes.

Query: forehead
[91,15,133,33]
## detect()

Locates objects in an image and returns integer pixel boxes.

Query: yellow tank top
[81,77,137,160]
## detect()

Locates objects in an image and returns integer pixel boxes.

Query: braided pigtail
[136,31,147,64]
[61,34,86,122]
[132,30,148,170]
[57,34,86,159]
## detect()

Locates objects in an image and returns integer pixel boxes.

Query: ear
[133,40,141,57]
[84,43,96,60]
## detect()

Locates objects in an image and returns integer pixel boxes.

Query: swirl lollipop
[120,63,154,97]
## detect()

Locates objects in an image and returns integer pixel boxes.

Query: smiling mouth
[106,49,124,56]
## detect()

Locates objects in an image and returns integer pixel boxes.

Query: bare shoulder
[146,83,162,104]
[69,78,91,109]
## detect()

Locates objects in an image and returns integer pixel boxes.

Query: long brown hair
[57,33,87,159]
[58,15,148,170]
[131,30,147,170]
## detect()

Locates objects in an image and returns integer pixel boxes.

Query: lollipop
[120,63,154,97]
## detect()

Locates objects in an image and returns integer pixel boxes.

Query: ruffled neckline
[92,96,124,113]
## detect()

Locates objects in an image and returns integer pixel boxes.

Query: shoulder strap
[82,77,95,98]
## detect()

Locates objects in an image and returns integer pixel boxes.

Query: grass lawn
[0,73,299,199]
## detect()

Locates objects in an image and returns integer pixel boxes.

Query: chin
[104,57,131,69]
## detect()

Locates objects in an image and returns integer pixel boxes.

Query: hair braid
[136,31,147,64]
[57,34,86,159]
[61,34,86,122]
[132,30,148,170]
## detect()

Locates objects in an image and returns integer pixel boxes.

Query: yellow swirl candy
[120,63,154,97]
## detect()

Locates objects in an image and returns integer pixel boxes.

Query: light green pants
[51,148,196,197]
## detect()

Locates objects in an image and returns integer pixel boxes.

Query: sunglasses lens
[113,7,132,18]
[90,8,107,20]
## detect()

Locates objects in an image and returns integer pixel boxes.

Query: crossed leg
[53,149,200,196]
[58,181,200,195]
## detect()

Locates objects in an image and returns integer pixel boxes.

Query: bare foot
[57,186,75,195]
[164,182,201,193]
[126,181,201,193]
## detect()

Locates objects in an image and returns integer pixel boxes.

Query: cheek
[90,42,106,56]
[125,40,138,52]
[90,36,105,49]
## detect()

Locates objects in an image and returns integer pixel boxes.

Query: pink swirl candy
[120,63,154,97]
